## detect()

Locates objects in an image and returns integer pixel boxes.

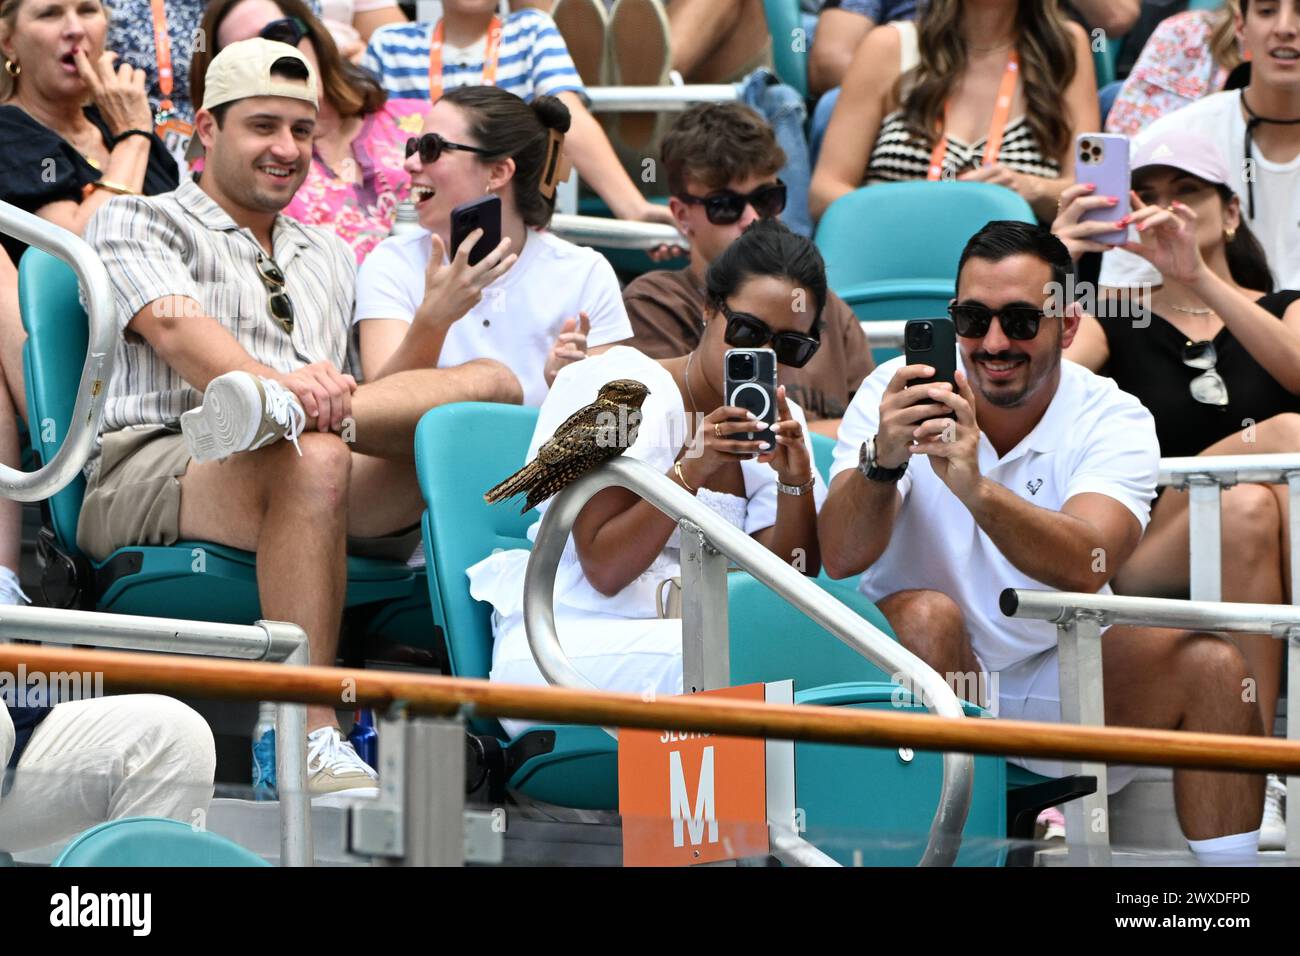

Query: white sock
[0,565,28,605]
[1187,829,1260,866]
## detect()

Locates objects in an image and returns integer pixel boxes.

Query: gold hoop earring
[1225,227,1237,243]
[4,59,19,77]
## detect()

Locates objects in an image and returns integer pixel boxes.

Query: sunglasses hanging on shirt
[255,252,296,336]
[1182,340,1229,407]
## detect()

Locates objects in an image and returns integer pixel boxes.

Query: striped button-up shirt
[85,179,357,435]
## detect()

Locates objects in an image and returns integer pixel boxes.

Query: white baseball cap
[200,37,318,112]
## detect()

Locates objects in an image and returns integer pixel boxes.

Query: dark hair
[660,103,786,197]
[956,220,1074,295]
[705,219,828,330]
[208,55,310,127]
[192,0,386,118]
[1216,184,1274,292]
[439,86,571,229]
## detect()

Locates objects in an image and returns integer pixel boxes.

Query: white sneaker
[180,371,305,463]
[1261,774,1286,851]
[0,566,29,607]
[306,727,379,796]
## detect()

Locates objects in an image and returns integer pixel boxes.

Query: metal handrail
[861,319,905,350]
[0,201,116,502]
[548,214,687,251]
[1004,586,1300,857]
[0,604,313,866]
[522,456,974,867]
[586,85,740,112]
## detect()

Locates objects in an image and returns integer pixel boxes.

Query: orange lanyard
[149,0,193,140]
[927,51,1019,181]
[428,16,502,103]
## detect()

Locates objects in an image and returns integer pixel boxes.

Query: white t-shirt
[354,227,633,406]
[468,346,828,623]
[829,355,1159,674]
[1099,90,1300,290]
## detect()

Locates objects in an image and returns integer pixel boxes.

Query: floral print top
[1105,11,1232,139]
[283,99,428,263]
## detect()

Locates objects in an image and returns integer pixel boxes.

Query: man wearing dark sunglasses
[624,103,873,437]
[821,220,1267,863]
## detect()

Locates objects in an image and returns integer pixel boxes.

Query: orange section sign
[618,683,769,866]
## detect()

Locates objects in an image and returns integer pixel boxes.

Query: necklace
[1167,302,1213,315]
[968,38,1014,54]
[683,349,702,416]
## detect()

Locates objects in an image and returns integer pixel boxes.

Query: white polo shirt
[829,355,1160,674]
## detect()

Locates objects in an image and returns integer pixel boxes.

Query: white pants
[0,695,216,852]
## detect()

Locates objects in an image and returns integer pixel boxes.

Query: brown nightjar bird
[484,379,651,513]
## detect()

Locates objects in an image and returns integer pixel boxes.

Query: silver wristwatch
[859,436,908,483]
[777,476,815,496]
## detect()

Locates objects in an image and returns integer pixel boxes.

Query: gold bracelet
[673,460,697,493]
[90,179,138,196]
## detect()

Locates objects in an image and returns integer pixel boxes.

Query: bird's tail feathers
[483,462,540,505]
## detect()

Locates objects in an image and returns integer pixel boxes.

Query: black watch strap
[859,438,908,483]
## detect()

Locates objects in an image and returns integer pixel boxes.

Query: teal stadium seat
[815,181,1037,335]
[18,248,432,645]
[53,817,270,867]
[762,0,809,99]
[414,402,619,808]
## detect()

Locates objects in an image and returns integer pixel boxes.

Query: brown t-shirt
[623,268,874,421]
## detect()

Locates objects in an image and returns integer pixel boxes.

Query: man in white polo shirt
[820,221,1266,863]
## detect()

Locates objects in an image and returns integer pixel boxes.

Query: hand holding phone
[450,194,503,266]
[903,318,957,418]
[1073,134,1131,246]
[724,348,778,448]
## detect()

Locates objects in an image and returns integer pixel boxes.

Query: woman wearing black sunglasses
[467,219,826,724]
[1056,133,1300,848]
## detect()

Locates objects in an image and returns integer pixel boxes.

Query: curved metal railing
[521,456,974,867]
[0,200,115,502]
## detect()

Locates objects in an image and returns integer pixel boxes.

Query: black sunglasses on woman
[715,298,820,368]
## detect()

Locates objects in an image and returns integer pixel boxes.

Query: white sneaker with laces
[180,371,305,463]
[1261,773,1286,851]
[306,727,379,796]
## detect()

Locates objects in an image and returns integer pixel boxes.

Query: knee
[1221,484,1281,557]
[279,432,352,505]
[1260,411,1300,447]
[1177,633,1254,711]
[884,589,966,658]
[129,695,217,786]
[465,358,523,406]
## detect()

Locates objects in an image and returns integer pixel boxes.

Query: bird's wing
[535,403,607,465]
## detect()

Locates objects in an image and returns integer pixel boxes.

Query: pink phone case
[1074,134,1130,247]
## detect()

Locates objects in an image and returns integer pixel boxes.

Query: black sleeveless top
[1098,290,1300,458]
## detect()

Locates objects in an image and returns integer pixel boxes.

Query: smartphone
[1074,133,1131,246]
[904,318,957,415]
[724,348,778,449]
[449,194,502,266]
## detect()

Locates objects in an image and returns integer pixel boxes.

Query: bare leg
[667,0,770,83]
[1115,413,1300,735]
[876,588,985,705]
[178,433,351,732]
[346,359,522,460]
[0,254,27,424]
[1102,625,1264,840]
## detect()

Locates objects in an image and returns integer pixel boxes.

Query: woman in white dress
[469,219,829,732]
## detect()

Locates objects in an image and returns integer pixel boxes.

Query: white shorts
[992,646,1136,794]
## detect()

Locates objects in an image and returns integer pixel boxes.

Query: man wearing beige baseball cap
[79,38,523,797]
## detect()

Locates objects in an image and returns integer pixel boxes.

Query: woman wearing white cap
[1056,127,1300,850]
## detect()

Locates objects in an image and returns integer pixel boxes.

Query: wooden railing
[5,643,1300,775]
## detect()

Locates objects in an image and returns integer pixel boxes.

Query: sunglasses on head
[259,16,309,47]
[404,132,492,165]
[716,299,819,368]
[947,301,1046,341]
[678,180,787,226]
[256,252,295,335]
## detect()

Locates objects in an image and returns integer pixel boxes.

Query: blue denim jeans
[738,68,813,237]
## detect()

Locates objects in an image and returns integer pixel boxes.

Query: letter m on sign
[669,746,718,848]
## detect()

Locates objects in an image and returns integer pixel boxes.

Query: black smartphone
[724,347,778,449]
[449,194,502,266]
[904,318,957,412]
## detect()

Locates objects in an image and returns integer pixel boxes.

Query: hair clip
[538,128,571,200]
